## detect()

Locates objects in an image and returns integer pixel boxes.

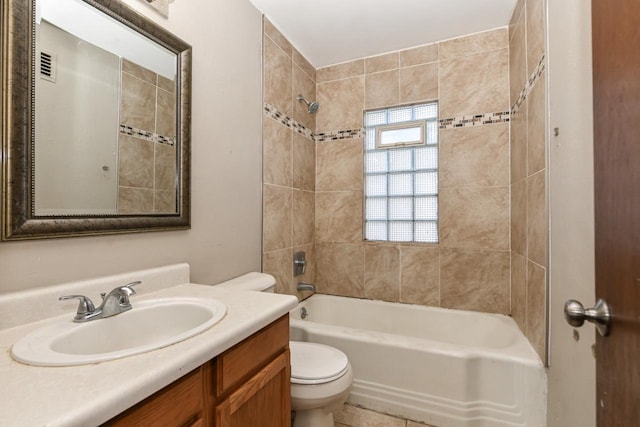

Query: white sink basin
[11,297,227,366]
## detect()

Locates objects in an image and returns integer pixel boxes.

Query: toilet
[215,273,353,427]
[289,341,353,427]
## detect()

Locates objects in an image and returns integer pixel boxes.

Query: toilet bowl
[214,273,353,427]
[290,341,353,427]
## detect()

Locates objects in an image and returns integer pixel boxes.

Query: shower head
[297,94,320,114]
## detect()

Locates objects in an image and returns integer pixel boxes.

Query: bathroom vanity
[0,264,297,426]
[104,315,290,426]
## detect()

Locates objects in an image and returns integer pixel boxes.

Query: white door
[547,0,596,426]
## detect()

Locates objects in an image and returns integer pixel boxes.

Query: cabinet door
[102,367,204,427]
[215,350,290,427]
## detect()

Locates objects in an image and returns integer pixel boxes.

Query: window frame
[375,119,427,149]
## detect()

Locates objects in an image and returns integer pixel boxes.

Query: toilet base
[293,408,335,427]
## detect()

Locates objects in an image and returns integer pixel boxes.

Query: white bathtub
[289,294,546,427]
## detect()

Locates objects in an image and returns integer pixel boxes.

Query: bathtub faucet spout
[297,282,316,294]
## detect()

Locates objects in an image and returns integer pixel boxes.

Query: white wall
[0,0,263,293]
[547,0,596,425]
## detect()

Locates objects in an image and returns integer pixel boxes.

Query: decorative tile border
[264,103,315,141]
[119,124,176,146]
[264,103,512,143]
[438,111,510,129]
[314,128,365,142]
[512,54,545,115]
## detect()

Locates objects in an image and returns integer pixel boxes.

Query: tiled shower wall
[117,59,177,214]
[262,21,514,315]
[262,19,317,298]
[314,29,512,314]
[509,0,548,361]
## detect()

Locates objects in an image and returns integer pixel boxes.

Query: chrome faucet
[296,282,315,293]
[59,281,140,323]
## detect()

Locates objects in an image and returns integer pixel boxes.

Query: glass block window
[364,102,438,243]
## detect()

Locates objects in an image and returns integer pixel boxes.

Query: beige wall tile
[263,117,292,187]
[527,75,546,175]
[292,190,314,246]
[399,62,438,104]
[316,59,364,83]
[366,70,400,109]
[511,179,527,256]
[316,243,364,297]
[400,245,439,306]
[509,9,527,106]
[335,403,406,427]
[292,134,315,191]
[118,135,154,189]
[263,18,292,57]
[511,251,527,333]
[439,28,508,60]
[316,76,365,131]
[263,248,297,297]
[264,36,293,116]
[120,72,156,131]
[527,260,546,360]
[365,52,399,74]
[316,138,363,191]
[315,191,363,243]
[156,88,176,137]
[118,187,154,214]
[526,0,546,76]
[440,187,510,250]
[293,65,317,130]
[155,143,177,191]
[510,0,526,30]
[511,100,528,184]
[407,421,437,427]
[364,244,400,302]
[154,190,176,213]
[157,75,175,93]
[293,48,316,82]
[263,184,292,251]
[527,170,546,266]
[439,48,509,118]
[122,59,156,84]
[440,248,510,314]
[400,43,438,67]
[439,123,509,188]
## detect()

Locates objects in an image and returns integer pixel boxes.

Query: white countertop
[0,283,298,427]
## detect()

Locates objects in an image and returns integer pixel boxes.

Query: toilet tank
[214,272,276,293]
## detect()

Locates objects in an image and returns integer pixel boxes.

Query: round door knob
[564,298,611,336]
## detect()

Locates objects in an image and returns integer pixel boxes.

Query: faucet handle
[115,281,141,305]
[122,281,141,293]
[59,295,96,315]
[120,281,140,300]
[101,281,140,301]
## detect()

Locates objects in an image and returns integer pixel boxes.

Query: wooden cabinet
[214,350,290,427]
[102,315,290,427]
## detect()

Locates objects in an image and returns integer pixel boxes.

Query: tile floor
[334,403,435,427]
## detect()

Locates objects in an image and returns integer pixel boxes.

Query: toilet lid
[290,341,349,385]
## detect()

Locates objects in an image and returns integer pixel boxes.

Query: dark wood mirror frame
[1,0,191,240]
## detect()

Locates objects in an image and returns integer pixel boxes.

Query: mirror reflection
[34,0,179,216]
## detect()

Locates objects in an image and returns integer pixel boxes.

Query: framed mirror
[1,0,191,240]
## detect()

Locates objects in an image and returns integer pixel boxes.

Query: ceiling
[249,0,518,68]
